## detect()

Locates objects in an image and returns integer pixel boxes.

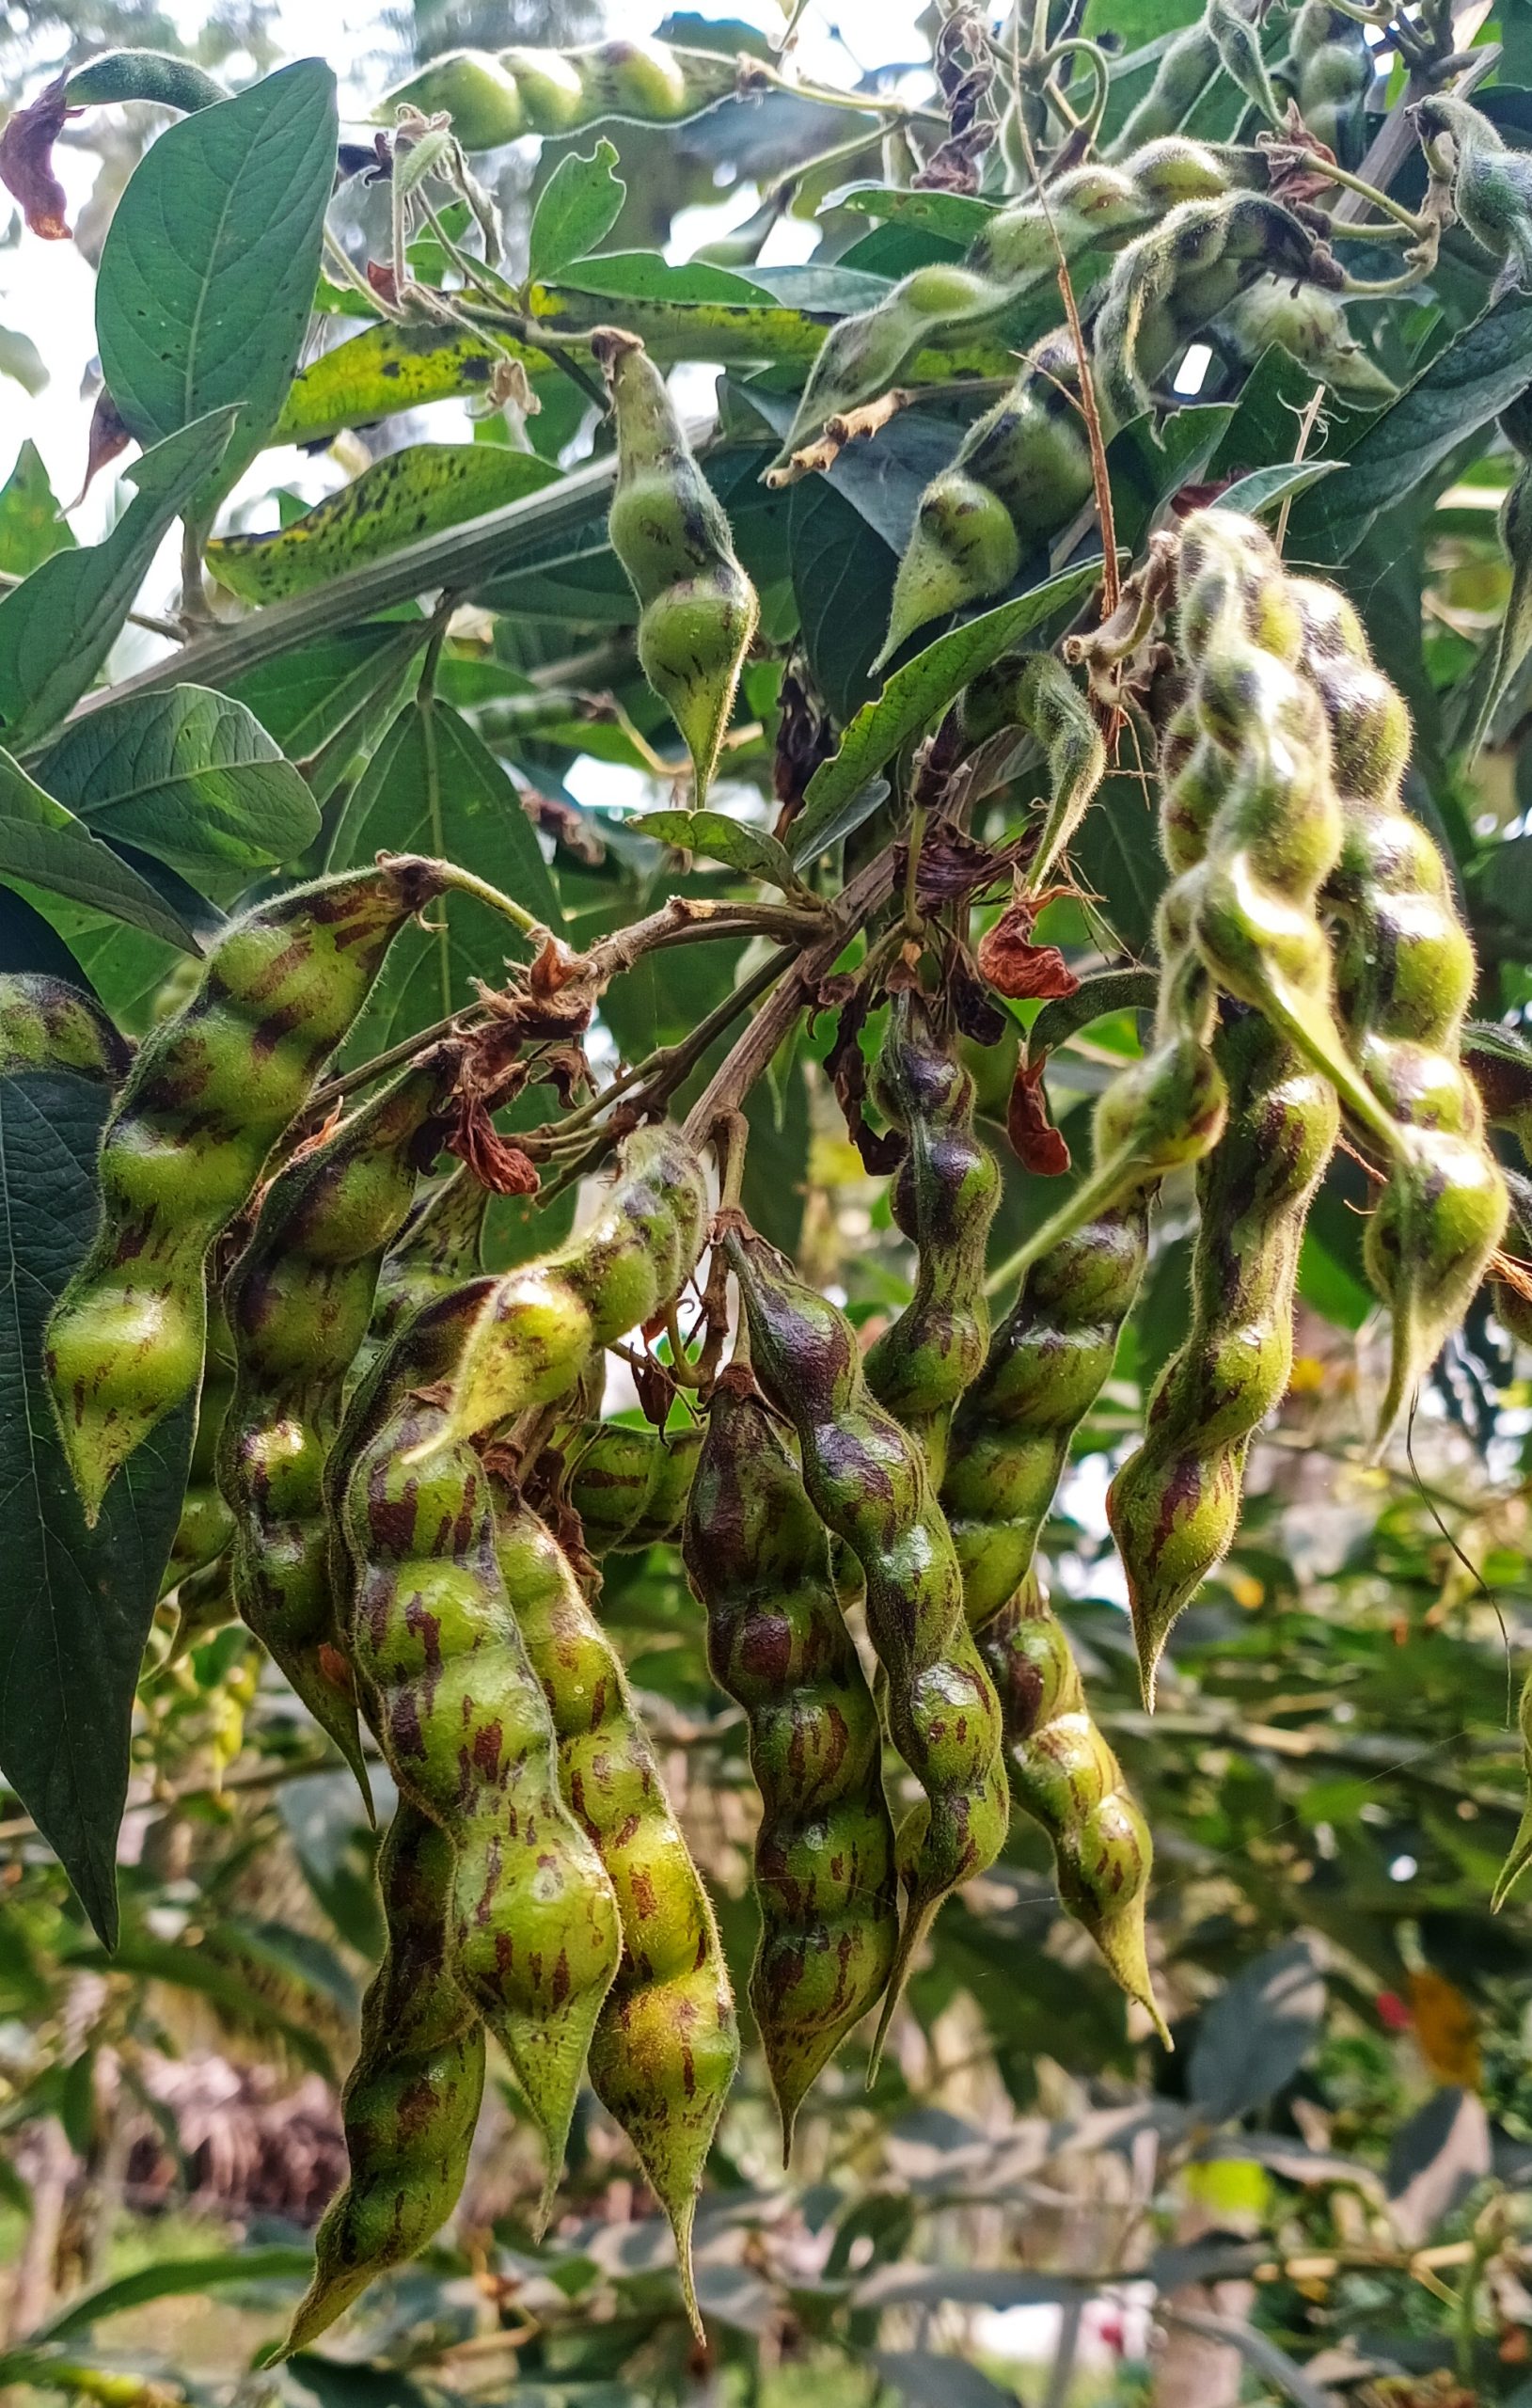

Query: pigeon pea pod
[421,1124,709,1458]
[1414,97,1532,293]
[943,1203,1151,1629]
[595,329,759,805]
[332,1283,622,2208]
[684,1371,898,2152]
[218,1057,459,1797]
[1107,1008,1338,1703]
[383,37,740,150]
[361,1164,490,1379]
[724,1231,1007,2055]
[958,653,1106,890]
[281,1801,486,2357]
[1108,0,1273,155]
[767,138,1251,477]
[495,1483,736,2333]
[1210,279,1396,403]
[979,1576,1164,2037]
[878,196,1323,661]
[160,1296,235,1601]
[0,974,131,1083]
[1286,568,1508,1438]
[1288,1,1372,166]
[45,857,449,1521]
[564,1419,703,1554]
[863,992,1000,1484]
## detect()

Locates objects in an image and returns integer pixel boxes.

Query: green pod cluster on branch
[218,1057,458,1798]
[1286,2,1372,167]
[563,1418,703,1554]
[332,1283,623,2206]
[862,992,1000,1484]
[724,1231,1007,2056]
[979,1575,1164,2036]
[878,195,1324,662]
[281,1801,486,2357]
[0,974,132,1083]
[595,329,759,805]
[943,1204,1151,1628]
[959,652,1107,890]
[1286,568,1508,1437]
[766,137,1254,478]
[421,1124,709,1459]
[496,1484,736,2332]
[684,1371,898,2151]
[1211,278,1395,401]
[383,37,740,150]
[1108,1008,1338,1703]
[45,859,448,1522]
[1414,98,1532,293]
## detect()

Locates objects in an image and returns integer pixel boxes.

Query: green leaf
[829,183,996,242]
[328,698,561,1060]
[553,249,766,304]
[0,410,234,751]
[60,1935,334,2074]
[1069,770,1166,957]
[276,319,510,449]
[1217,459,1344,518]
[1289,285,1532,561]
[633,809,804,893]
[529,139,625,283]
[0,749,205,947]
[228,626,424,763]
[793,562,1102,863]
[1028,967,1159,1060]
[0,1071,195,1944]
[36,2246,312,2344]
[95,60,339,506]
[207,445,561,605]
[37,687,318,884]
[0,442,75,578]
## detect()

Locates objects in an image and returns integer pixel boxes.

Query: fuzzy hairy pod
[563,1419,702,1554]
[281,1801,486,2356]
[878,197,1323,660]
[724,1231,1007,2057]
[1107,12,1220,155]
[944,1203,1151,1628]
[1289,2,1372,166]
[420,1124,709,1459]
[596,331,758,804]
[863,992,1000,1484]
[685,1372,898,2149]
[980,1576,1163,2036]
[767,139,1249,476]
[1414,97,1532,293]
[1211,277,1396,401]
[496,1485,735,2331]
[960,653,1107,888]
[364,1164,490,1372]
[332,1283,622,2207]
[0,974,132,1083]
[382,37,738,148]
[1108,1009,1337,1703]
[1287,570,1508,1437]
[45,859,446,1521]
[218,1059,456,1798]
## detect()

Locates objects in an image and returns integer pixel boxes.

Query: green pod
[1108,1009,1337,1703]
[1289,2,1372,167]
[359,1164,490,1386]
[1207,0,1280,125]
[564,1419,702,1554]
[382,38,738,149]
[1107,18,1221,154]
[723,1232,1008,2060]
[332,1282,622,2213]
[1493,1668,1532,1910]
[218,1057,458,1800]
[1414,98,1532,294]
[1211,278,1396,403]
[0,974,131,1083]
[980,1576,1164,2038]
[684,1372,898,2152]
[960,653,1106,887]
[159,1294,236,1601]
[863,992,1000,1484]
[280,1801,487,2357]
[45,858,447,1521]
[944,1204,1151,1627]
[1287,568,1508,1438]
[595,331,759,804]
[496,1486,736,2333]
[424,1124,709,1458]
[63,48,224,109]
